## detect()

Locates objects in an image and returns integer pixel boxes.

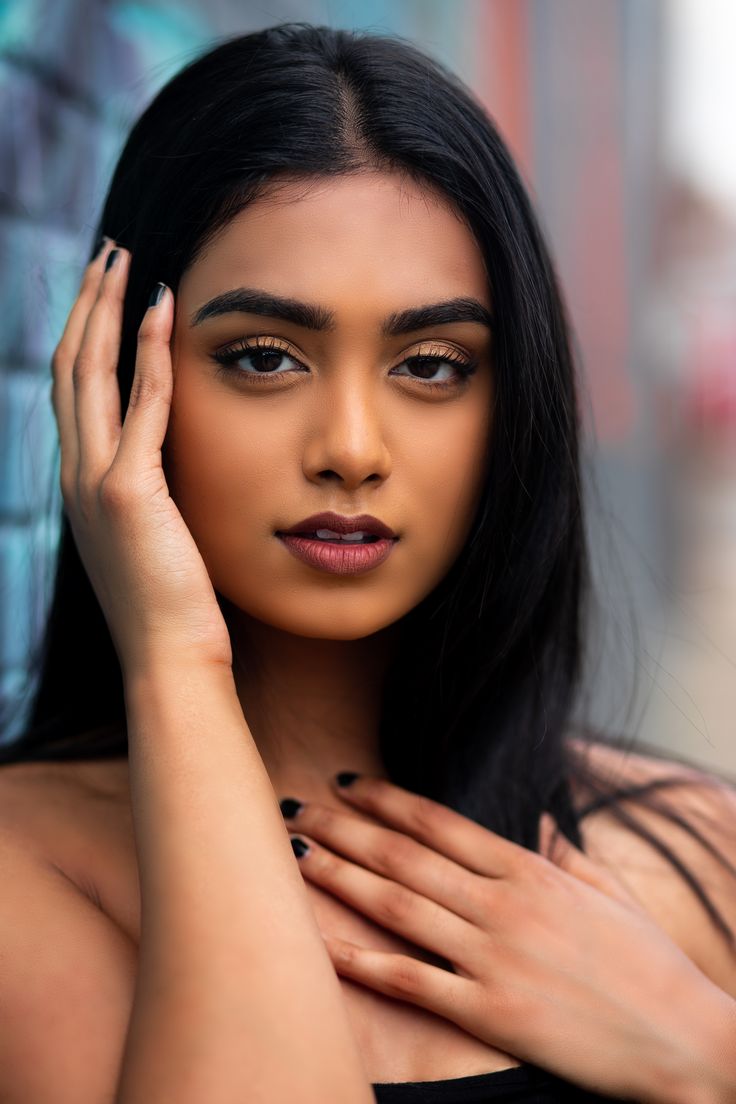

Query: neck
[224,609,400,806]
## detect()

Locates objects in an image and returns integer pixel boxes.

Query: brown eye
[210,338,479,393]
[391,353,478,388]
[211,338,304,382]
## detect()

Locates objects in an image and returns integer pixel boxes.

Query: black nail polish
[93,234,109,259]
[105,249,120,272]
[148,282,166,308]
[280,797,303,819]
[291,836,309,858]
[336,771,359,788]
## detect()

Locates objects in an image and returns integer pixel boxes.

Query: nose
[301,378,392,490]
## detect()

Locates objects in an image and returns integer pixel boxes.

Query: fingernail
[105,249,120,272]
[291,836,309,858]
[279,797,303,819]
[93,234,111,259]
[148,282,166,308]
[335,771,359,788]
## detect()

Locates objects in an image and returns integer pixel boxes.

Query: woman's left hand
[281,774,735,1104]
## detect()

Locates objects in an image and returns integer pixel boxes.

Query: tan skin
[4,170,736,1092]
[164,170,494,808]
[162,170,505,1077]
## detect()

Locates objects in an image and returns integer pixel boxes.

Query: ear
[538,813,643,910]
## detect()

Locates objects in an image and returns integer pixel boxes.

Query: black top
[371,1062,623,1102]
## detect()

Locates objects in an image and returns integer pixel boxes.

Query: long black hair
[2,22,735,949]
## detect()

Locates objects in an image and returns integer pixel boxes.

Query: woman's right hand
[51,239,234,678]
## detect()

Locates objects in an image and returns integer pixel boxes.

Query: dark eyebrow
[189,288,493,336]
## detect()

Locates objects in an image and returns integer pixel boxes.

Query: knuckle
[333,940,359,969]
[521,851,557,890]
[127,368,168,410]
[136,321,158,345]
[350,777,390,817]
[310,846,338,880]
[98,470,132,510]
[95,280,123,322]
[410,793,444,837]
[480,974,525,1033]
[95,277,116,310]
[467,874,494,916]
[470,930,496,971]
[375,883,414,927]
[71,351,93,386]
[483,878,514,926]
[51,346,68,376]
[311,805,339,836]
[370,831,413,878]
[384,955,422,997]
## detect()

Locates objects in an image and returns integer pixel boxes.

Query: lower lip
[276,534,398,574]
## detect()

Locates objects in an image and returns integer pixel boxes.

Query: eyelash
[210,336,479,394]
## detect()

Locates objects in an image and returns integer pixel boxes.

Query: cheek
[410,404,490,570]
[161,369,491,634]
[163,385,284,559]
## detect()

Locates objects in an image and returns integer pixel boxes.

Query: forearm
[115,659,372,1104]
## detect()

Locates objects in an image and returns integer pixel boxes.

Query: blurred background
[1,0,734,777]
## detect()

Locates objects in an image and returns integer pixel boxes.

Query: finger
[51,237,117,491]
[539,813,642,909]
[288,832,484,974]
[282,799,491,929]
[112,282,173,474]
[73,246,131,479]
[330,774,531,879]
[538,811,560,861]
[320,932,472,1026]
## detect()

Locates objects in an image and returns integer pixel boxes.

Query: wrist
[123,651,234,690]
[122,654,240,726]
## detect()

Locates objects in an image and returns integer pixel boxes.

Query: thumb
[115,282,173,471]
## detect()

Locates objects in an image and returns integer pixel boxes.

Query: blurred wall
[1,1,733,777]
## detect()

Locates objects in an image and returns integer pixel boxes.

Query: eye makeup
[209,336,480,395]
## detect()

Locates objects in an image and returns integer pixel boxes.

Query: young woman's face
[166,171,494,640]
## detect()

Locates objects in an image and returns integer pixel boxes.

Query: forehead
[179,171,491,311]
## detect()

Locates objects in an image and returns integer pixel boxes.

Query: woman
[0,22,734,1103]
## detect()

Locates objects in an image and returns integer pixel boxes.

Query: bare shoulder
[0,759,136,1103]
[0,756,136,926]
[566,735,736,999]
[0,756,129,844]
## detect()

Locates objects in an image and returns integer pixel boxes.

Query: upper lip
[277,512,398,539]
